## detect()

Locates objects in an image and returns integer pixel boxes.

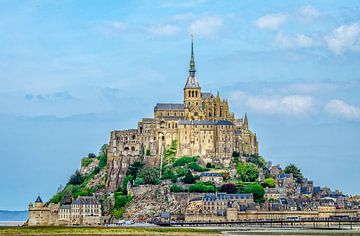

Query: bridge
[156,218,360,229]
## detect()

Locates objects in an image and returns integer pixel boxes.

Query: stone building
[107,40,259,191]
[199,172,223,185]
[28,196,101,226]
[28,196,59,226]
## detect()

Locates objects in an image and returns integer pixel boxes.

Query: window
[192,91,194,97]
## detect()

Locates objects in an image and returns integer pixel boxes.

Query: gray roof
[178,120,234,126]
[200,172,223,177]
[202,92,213,99]
[60,204,71,209]
[35,196,43,203]
[203,193,253,201]
[154,103,184,111]
[72,196,99,205]
[184,75,200,89]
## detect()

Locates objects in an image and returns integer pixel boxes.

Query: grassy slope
[0,226,220,235]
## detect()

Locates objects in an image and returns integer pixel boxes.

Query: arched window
[192,91,194,97]
[188,91,191,97]
[195,91,198,97]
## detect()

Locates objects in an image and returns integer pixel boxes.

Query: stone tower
[184,38,203,120]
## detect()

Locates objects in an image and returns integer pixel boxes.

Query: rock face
[123,184,188,221]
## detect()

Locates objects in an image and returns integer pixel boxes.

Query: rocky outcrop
[123,184,188,221]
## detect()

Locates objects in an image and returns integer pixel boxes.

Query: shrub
[170,184,184,192]
[161,169,177,183]
[173,156,198,167]
[175,167,187,177]
[182,170,196,184]
[263,177,275,188]
[188,162,208,172]
[188,182,216,193]
[82,158,93,167]
[112,208,125,219]
[134,177,144,186]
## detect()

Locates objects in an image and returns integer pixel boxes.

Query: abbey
[107,40,258,190]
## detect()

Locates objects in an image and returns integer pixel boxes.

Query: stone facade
[106,40,259,191]
[28,196,101,226]
[28,197,59,226]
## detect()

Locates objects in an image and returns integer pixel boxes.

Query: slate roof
[201,92,213,99]
[178,120,234,126]
[203,193,253,201]
[278,173,292,179]
[35,196,43,203]
[184,76,200,89]
[60,204,71,209]
[200,172,223,177]
[154,103,184,111]
[72,196,99,205]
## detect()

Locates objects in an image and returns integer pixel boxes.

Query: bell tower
[184,37,203,120]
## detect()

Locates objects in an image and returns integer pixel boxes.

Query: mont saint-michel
[24,41,360,229]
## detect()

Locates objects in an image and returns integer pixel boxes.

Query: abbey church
[107,40,258,190]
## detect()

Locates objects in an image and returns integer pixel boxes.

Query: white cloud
[231,91,314,116]
[146,24,180,36]
[188,16,223,38]
[324,23,360,55]
[325,99,360,120]
[299,5,321,19]
[275,33,318,49]
[254,13,287,30]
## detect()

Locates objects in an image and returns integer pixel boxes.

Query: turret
[35,196,43,208]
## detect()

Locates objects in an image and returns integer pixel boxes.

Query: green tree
[175,167,187,177]
[126,161,145,179]
[99,144,108,157]
[263,178,275,188]
[68,170,84,185]
[173,156,198,167]
[138,167,160,185]
[284,164,304,183]
[236,162,259,182]
[182,170,196,184]
[243,183,265,203]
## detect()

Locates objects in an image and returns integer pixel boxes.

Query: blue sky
[1,0,360,210]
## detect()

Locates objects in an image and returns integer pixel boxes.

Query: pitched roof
[200,172,223,177]
[154,103,184,111]
[201,92,213,99]
[184,76,200,89]
[178,120,234,126]
[35,196,43,203]
[60,204,71,209]
[72,196,99,205]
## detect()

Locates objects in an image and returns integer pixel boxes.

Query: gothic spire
[189,35,196,76]
[244,112,248,129]
[184,36,200,89]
